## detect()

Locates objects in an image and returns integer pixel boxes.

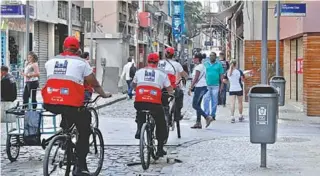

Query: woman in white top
[21,52,40,109]
[188,53,212,129]
[223,59,245,123]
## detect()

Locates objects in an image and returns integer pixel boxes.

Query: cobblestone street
[2,92,320,175]
[1,145,178,176]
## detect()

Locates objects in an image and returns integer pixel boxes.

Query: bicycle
[43,95,105,176]
[139,110,159,170]
[162,92,175,144]
[85,98,100,129]
[163,79,183,140]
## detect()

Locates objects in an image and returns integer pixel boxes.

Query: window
[58,1,68,20]
[72,5,81,22]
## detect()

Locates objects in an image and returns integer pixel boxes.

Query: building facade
[280,1,320,116]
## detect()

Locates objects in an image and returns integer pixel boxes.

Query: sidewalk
[158,95,320,176]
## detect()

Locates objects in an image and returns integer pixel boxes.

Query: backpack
[129,63,136,79]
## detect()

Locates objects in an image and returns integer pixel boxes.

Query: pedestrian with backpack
[121,57,136,99]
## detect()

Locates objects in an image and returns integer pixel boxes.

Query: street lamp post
[90,0,94,65]
[68,0,72,36]
[276,0,281,76]
[260,0,268,168]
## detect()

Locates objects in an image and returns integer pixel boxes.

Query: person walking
[121,57,136,99]
[188,54,213,128]
[203,52,224,120]
[22,51,40,109]
[81,52,94,101]
[223,59,245,123]
[218,52,229,107]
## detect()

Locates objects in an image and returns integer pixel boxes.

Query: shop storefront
[283,37,304,103]
[1,4,35,95]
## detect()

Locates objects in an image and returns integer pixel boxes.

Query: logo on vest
[47,87,59,94]
[60,88,69,95]
[54,60,68,74]
[150,90,157,96]
[144,70,155,82]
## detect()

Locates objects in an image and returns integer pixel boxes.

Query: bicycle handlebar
[84,95,103,105]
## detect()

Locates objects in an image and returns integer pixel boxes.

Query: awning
[205,1,243,22]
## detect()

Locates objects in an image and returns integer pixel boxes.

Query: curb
[96,95,127,110]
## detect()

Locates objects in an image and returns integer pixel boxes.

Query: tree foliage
[184,1,204,38]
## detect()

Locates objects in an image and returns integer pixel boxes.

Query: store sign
[1,31,6,66]
[172,0,185,40]
[274,3,306,17]
[1,5,34,18]
[295,58,303,74]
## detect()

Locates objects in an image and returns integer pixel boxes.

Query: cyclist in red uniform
[158,47,188,125]
[42,36,111,175]
[132,52,173,157]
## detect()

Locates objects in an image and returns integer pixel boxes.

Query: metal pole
[68,0,72,36]
[162,15,165,59]
[261,0,268,84]
[25,0,30,89]
[25,0,30,56]
[276,0,281,76]
[180,36,185,63]
[90,0,94,65]
[260,143,267,167]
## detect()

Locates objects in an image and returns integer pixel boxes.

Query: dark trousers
[23,81,39,109]
[126,80,133,99]
[218,82,227,105]
[161,87,184,121]
[134,102,168,144]
[173,87,184,120]
[44,104,91,163]
[192,86,208,122]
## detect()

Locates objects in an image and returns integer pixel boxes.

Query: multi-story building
[219,0,320,116]
[279,1,320,116]
[1,0,85,88]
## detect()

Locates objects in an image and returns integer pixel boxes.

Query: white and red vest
[42,53,93,107]
[133,67,171,104]
[158,59,184,89]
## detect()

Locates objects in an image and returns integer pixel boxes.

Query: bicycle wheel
[43,135,71,176]
[164,113,170,144]
[170,105,175,131]
[87,128,104,176]
[176,120,181,139]
[139,123,150,170]
[6,132,20,162]
[88,107,99,129]
[150,123,159,161]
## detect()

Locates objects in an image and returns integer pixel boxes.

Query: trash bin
[269,76,286,106]
[249,85,279,144]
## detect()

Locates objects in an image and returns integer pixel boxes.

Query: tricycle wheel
[6,131,20,162]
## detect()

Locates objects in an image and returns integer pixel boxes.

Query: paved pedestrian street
[2,94,320,175]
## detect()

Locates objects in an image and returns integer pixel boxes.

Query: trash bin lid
[249,84,278,98]
[270,76,286,83]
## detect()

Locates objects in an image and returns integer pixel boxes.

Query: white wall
[95,39,129,83]
[243,1,277,40]
[35,1,58,23]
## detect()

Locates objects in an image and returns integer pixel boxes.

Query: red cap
[147,53,159,63]
[63,36,80,50]
[165,47,175,55]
